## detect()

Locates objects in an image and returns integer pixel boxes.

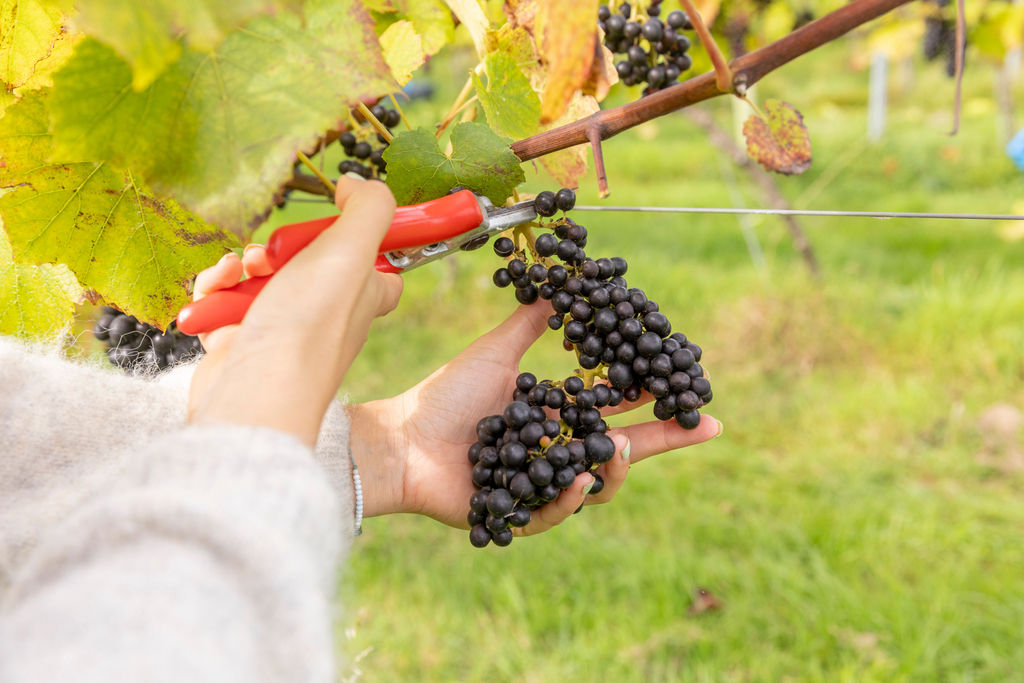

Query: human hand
[349,302,722,537]
[187,175,403,446]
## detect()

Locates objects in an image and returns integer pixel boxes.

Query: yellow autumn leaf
[381,19,426,85]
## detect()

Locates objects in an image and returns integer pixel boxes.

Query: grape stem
[356,102,393,143]
[295,152,336,195]
[580,367,604,390]
[515,224,540,262]
[510,0,913,162]
[586,124,610,198]
[679,0,732,93]
[388,93,413,131]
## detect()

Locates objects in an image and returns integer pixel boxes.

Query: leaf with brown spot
[742,99,812,175]
[48,0,396,236]
[0,93,238,327]
[536,0,598,124]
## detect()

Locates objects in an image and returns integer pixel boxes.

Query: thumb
[471,302,551,360]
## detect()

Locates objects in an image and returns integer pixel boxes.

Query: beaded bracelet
[349,449,363,536]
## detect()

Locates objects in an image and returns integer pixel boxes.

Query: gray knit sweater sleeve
[0,338,357,682]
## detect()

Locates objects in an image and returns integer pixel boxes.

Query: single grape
[494,236,515,257]
[555,188,576,211]
[534,191,557,217]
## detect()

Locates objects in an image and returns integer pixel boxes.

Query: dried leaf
[537,0,598,123]
[742,99,812,175]
[538,91,598,187]
[581,42,618,101]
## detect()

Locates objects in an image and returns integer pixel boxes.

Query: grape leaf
[472,51,540,140]
[0,94,238,327]
[382,122,525,206]
[486,23,536,67]
[71,0,304,90]
[0,219,82,341]
[48,0,396,236]
[742,99,812,175]
[381,20,425,85]
[0,0,77,112]
[535,0,598,124]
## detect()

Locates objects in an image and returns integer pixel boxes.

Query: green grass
[272,41,1024,682]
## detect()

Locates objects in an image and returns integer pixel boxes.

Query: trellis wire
[573,207,1024,221]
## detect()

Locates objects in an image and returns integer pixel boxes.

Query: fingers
[585,432,631,504]
[606,413,722,466]
[471,302,551,361]
[600,386,654,417]
[241,244,273,278]
[372,272,404,317]
[193,253,243,301]
[320,175,397,259]
[516,471,595,537]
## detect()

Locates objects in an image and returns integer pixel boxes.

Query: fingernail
[582,474,595,495]
[243,243,258,255]
[621,437,631,461]
[217,252,237,265]
[344,171,366,181]
[714,419,724,437]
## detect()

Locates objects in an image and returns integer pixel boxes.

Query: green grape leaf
[380,20,425,85]
[48,0,396,236]
[0,94,239,327]
[472,51,540,140]
[383,122,525,206]
[1,0,77,112]
[0,220,82,341]
[742,99,812,175]
[71,0,304,90]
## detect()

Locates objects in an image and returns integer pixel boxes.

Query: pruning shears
[176,189,539,335]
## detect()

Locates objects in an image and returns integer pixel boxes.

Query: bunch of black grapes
[337,105,402,179]
[467,374,618,548]
[94,307,204,374]
[599,1,694,93]
[467,188,712,548]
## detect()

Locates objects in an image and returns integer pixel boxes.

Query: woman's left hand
[349,302,722,537]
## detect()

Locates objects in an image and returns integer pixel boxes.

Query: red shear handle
[266,189,484,270]
[177,250,404,335]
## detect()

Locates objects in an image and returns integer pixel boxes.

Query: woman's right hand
[187,175,403,447]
